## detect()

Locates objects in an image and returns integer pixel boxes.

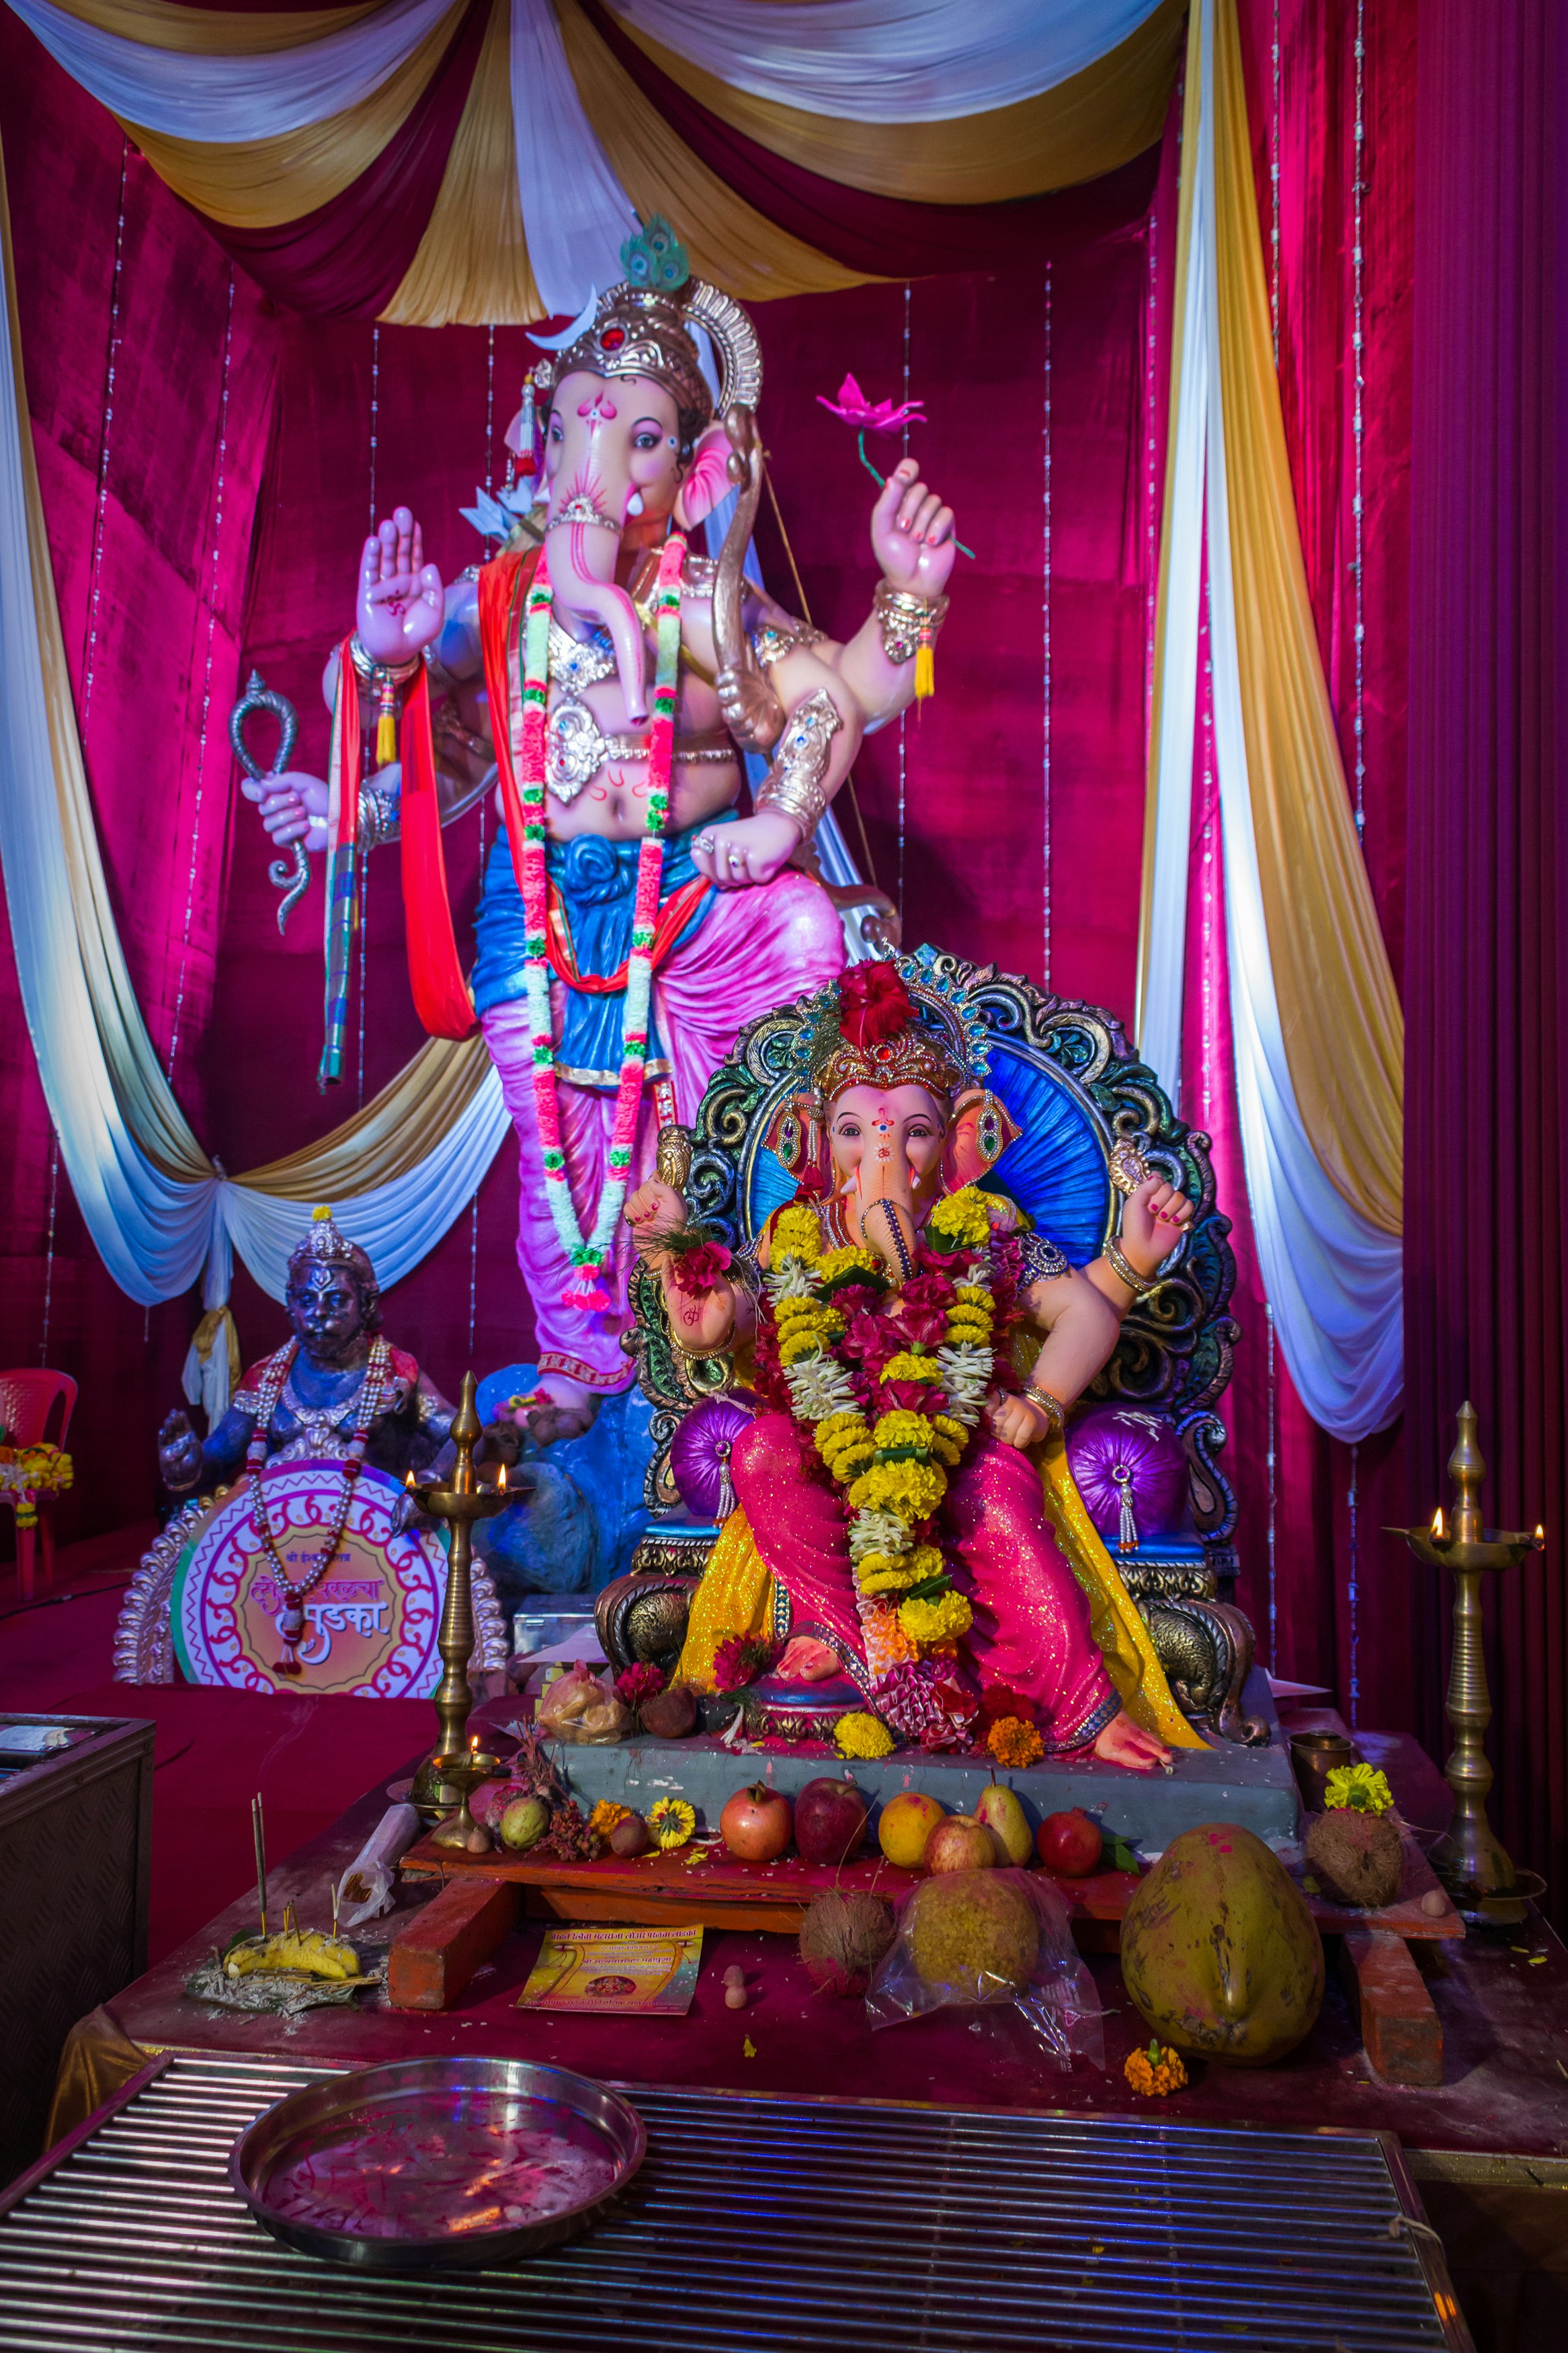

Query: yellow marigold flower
[835,1710,895,1761]
[856,1559,923,1594]
[879,1351,943,1386]
[987,1716,1044,1769]
[954,1285,991,1308]
[815,1410,866,1450]
[772,1205,822,1263]
[927,1185,993,1247]
[825,1446,874,1484]
[944,1308,993,1341]
[1124,2041,1188,2097]
[872,1407,937,1453]
[907,1544,944,1581]
[848,1460,948,1521]
[816,1244,880,1285]
[930,1429,966,1466]
[932,1415,966,1447]
[775,1293,825,1324]
[899,1589,974,1645]
[1324,1763,1395,1815]
[647,1797,697,1851]
[587,1800,631,1839]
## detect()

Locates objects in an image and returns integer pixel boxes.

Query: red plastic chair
[0,1369,77,1599]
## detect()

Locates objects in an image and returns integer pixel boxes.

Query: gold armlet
[1105,1240,1155,1297]
[753,687,842,840]
[872,580,950,667]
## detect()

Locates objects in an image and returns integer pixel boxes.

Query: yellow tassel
[376,707,397,765]
[915,639,935,703]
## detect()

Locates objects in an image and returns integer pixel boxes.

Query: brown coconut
[638,1683,699,1740]
[1306,1808,1403,1909]
[798,1890,896,1996]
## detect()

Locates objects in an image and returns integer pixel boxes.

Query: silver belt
[548,700,735,802]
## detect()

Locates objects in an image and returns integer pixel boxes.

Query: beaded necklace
[244,1337,393,1674]
[509,535,687,1312]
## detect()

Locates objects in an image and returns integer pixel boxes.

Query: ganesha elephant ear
[942,1088,1020,1191]
[764,1091,826,1187]
[674,422,735,530]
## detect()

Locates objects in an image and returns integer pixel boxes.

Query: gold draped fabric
[122,4,466,229]
[1210,0,1402,1236]
[603,0,1187,207]
[46,0,377,52]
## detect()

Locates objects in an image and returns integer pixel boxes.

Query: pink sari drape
[732,1412,1118,1751]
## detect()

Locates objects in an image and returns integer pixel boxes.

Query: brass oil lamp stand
[1392,1401,1544,1921]
[405,1372,508,1824]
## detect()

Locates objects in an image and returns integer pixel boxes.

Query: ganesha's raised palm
[357,505,445,664]
[870,457,957,600]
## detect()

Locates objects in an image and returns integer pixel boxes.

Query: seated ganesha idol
[250,216,955,1446]
[626,966,1205,1769]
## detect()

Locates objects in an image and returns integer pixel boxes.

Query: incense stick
[251,1793,267,1940]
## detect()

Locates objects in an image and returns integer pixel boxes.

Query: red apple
[720,1782,793,1864]
[925,1814,1000,1874]
[794,1776,868,1866]
[1036,1808,1103,1876]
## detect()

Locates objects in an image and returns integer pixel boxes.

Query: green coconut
[1120,1822,1324,2066]
[907,1870,1040,2003]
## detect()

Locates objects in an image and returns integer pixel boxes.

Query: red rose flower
[667,1240,731,1298]
[837,961,912,1050]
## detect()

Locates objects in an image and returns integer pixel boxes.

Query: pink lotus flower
[817,372,926,436]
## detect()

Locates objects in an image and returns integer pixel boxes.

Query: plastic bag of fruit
[535,1661,632,1745]
[866,1866,1104,2070]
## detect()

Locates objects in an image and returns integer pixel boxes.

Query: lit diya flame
[498,1460,508,1494]
[1432,1507,1446,1542]
[1536,1523,1545,1545]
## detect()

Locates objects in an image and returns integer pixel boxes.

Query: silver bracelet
[753,687,841,839]
[872,579,950,667]
[358,777,401,850]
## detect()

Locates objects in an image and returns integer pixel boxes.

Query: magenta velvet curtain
[1406,0,1568,1905]
[0,21,278,1542]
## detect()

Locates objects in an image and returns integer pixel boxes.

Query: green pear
[975,1781,1033,1868]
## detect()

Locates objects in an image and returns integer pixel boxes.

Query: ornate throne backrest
[628,948,1240,1544]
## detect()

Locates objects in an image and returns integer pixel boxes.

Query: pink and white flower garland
[518,534,686,1310]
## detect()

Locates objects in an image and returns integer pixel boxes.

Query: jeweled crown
[287,1205,378,1291]
[812,965,968,1106]
[532,216,762,431]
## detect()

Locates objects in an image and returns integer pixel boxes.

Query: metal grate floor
[0,2052,1468,2353]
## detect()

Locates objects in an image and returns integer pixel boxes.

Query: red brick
[388,1876,520,2011]
[1340,1927,1444,2086]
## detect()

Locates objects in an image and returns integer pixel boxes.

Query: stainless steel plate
[229,2055,645,2270]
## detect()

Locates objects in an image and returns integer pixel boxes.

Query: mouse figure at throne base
[624,963,1211,1767]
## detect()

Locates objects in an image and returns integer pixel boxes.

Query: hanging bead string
[38,1139,59,1364]
[1346,1439,1360,1726]
[1041,262,1053,990]
[81,136,128,729]
[895,278,911,924]
[1350,0,1367,840]
[470,324,495,1360]
[1266,1298,1278,1665]
[1270,0,1282,365]
[1145,202,1159,735]
[165,265,235,1082]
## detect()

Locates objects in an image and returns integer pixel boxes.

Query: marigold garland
[1124,2040,1188,2096]
[513,534,686,1310]
[763,1185,1018,1677]
[0,1443,73,1530]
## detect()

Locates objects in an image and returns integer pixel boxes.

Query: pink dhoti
[732,1412,1120,1752]
[482,873,843,1392]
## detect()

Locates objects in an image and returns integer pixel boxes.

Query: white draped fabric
[0,162,509,1314]
[609,0,1168,121]
[510,0,636,320]
[1137,0,1402,1440]
[6,0,456,140]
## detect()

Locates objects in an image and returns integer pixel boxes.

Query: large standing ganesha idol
[250,218,957,1446]
[626,963,1211,1769]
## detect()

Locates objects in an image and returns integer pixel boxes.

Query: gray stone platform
[534,1669,1299,1854]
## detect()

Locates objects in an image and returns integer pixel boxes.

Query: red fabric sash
[399,664,479,1041]
[478,545,538,900]
[545,873,710,992]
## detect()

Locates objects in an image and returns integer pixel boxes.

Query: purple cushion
[1067,1405,1188,1547]
[669,1394,756,1522]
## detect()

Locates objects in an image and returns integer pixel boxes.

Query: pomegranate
[1036,1808,1103,1877]
[470,1778,527,1831]
[720,1782,793,1864]
[793,1775,868,1866]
